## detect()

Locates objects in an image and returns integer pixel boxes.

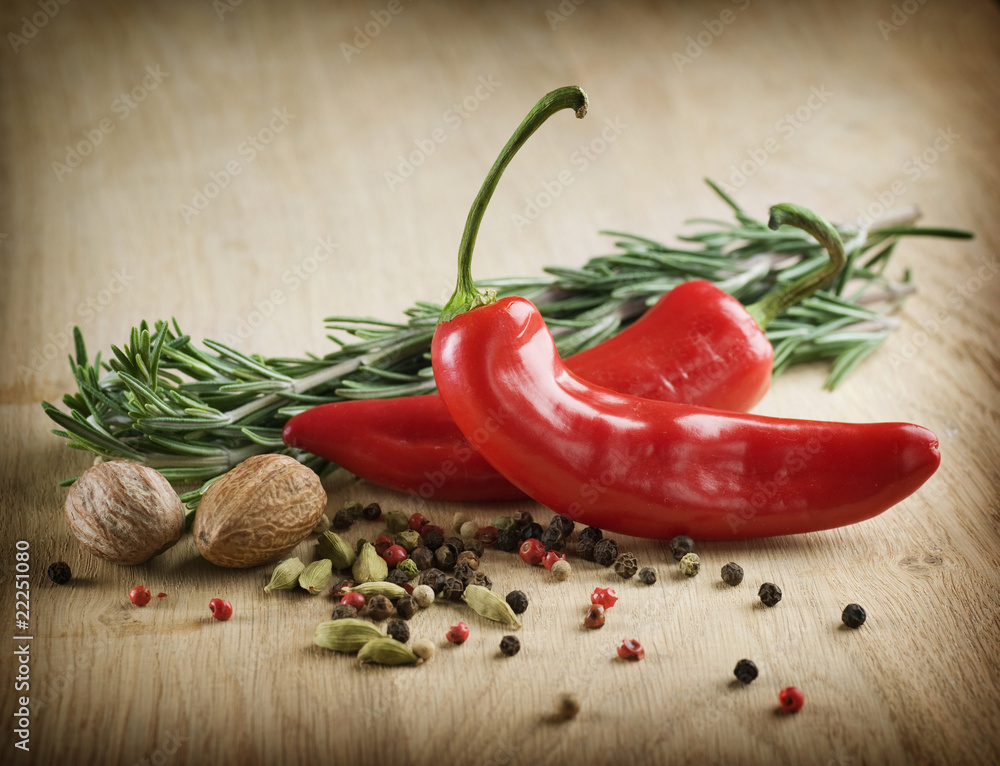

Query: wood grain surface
[2,1,999,764]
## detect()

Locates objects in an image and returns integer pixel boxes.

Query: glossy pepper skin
[431,296,941,540]
[282,280,772,501]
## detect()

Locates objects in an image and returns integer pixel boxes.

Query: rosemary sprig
[42,181,972,507]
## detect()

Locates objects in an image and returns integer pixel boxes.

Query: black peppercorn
[470,572,492,590]
[456,550,480,570]
[496,528,520,552]
[418,567,447,593]
[512,510,534,529]
[499,635,521,657]
[387,568,410,586]
[386,619,410,643]
[842,603,867,629]
[435,543,458,571]
[422,528,445,551]
[520,522,544,542]
[721,562,744,587]
[464,538,485,558]
[593,538,619,567]
[578,526,603,544]
[445,536,466,553]
[638,566,657,585]
[540,524,566,552]
[395,595,417,620]
[47,561,71,585]
[613,552,638,579]
[505,590,529,615]
[331,604,358,620]
[410,546,435,571]
[332,508,355,530]
[758,582,782,607]
[668,535,694,561]
[344,501,364,519]
[331,578,355,597]
[576,537,597,561]
[552,514,575,538]
[476,526,499,547]
[454,562,477,586]
[362,502,382,521]
[367,594,394,621]
[442,577,465,602]
[734,658,758,684]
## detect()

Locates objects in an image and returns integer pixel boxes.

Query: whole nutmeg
[193,454,327,568]
[65,461,185,565]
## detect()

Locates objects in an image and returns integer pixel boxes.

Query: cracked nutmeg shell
[64,461,186,566]
[194,454,327,568]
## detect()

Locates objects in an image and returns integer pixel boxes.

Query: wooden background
[2,1,999,764]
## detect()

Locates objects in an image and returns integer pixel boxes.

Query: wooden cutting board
[2,1,999,764]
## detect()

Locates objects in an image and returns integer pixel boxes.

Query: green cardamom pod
[314,619,383,653]
[317,531,356,570]
[462,584,521,628]
[357,637,420,666]
[347,581,407,600]
[312,514,332,536]
[396,558,419,580]
[352,542,388,583]
[298,559,333,595]
[264,557,305,593]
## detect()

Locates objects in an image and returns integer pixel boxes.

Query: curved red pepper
[282,279,772,501]
[432,294,940,539]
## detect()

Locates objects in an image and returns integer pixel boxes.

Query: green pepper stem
[746,203,847,329]
[439,86,589,323]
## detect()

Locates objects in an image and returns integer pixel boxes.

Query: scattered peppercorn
[157,592,167,598]
[341,591,365,610]
[721,562,744,586]
[387,568,411,586]
[842,603,867,628]
[551,560,572,581]
[456,550,480,570]
[493,515,515,531]
[412,638,435,660]
[778,686,805,712]
[617,638,644,661]
[386,509,409,534]
[330,578,355,597]
[638,566,657,585]
[408,512,428,531]
[362,502,382,521]
[540,524,565,551]
[374,534,394,557]
[446,621,470,644]
[495,528,521,552]
[668,534,695,561]
[454,562,476,586]
[511,510,534,529]
[465,538,485,558]
[367,594,394,621]
[396,558,419,580]
[613,553,638,579]
[733,659,758,684]
[758,582,782,607]
[576,537,597,561]
[520,522,544,542]
[331,604,358,620]
[445,536,466,553]
[452,512,471,535]
[593,538,619,567]
[47,561,71,585]
[679,552,701,577]
[590,587,618,609]
[410,546,435,571]
[209,598,233,621]
[435,543,458,571]
[552,693,580,721]
[442,577,465,602]
[418,568,447,593]
[475,526,499,547]
[382,544,408,567]
[344,501,365,519]
[506,590,529,615]
[519,538,545,566]
[421,527,445,551]
[129,586,151,606]
[386,619,410,644]
[332,508,354,530]
[411,584,435,608]
[459,520,480,541]
[578,526,603,543]
[552,514,575,537]
[470,572,492,590]
[542,550,566,570]
[583,604,605,629]
[395,594,418,620]
[394,530,421,552]
[499,635,521,657]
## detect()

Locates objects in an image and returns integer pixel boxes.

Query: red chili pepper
[427,88,940,540]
